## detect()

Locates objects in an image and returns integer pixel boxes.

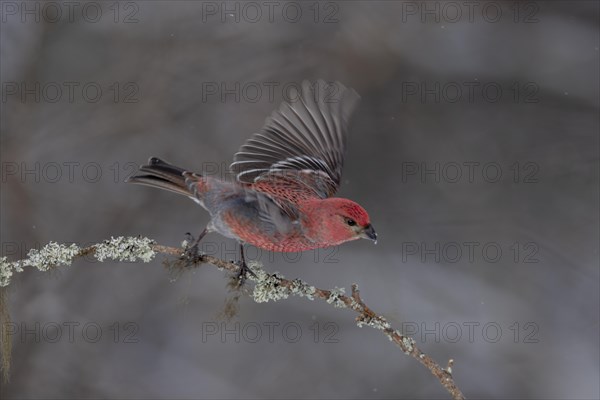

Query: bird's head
[303,198,377,246]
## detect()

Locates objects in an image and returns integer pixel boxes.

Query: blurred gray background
[1,1,598,398]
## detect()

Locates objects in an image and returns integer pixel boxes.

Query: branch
[0,237,466,399]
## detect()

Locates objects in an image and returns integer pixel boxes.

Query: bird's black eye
[346,218,356,226]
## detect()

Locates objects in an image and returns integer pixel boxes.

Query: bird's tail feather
[127,157,193,197]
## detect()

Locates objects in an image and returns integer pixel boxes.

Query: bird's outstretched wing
[230,80,360,199]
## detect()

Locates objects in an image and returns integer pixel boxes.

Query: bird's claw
[179,233,206,266]
[233,259,256,288]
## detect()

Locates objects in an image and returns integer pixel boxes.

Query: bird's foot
[233,259,257,288]
[179,232,206,266]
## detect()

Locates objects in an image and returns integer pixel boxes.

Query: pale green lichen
[0,257,17,287]
[348,297,362,311]
[0,242,81,287]
[1,237,156,287]
[245,261,263,278]
[401,335,415,354]
[289,279,316,300]
[252,268,289,303]
[356,314,392,331]
[446,359,454,375]
[94,236,155,262]
[375,319,391,330]
[326,287,347,308]
[251,264,318,303]
[27,242,80,271]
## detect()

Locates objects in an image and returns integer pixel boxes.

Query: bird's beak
[361,224,378,244]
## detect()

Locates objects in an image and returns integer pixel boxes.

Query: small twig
[0,237,466,399]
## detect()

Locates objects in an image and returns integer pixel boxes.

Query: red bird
[128,80,376,272]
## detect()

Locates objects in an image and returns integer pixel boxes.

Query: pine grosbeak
[128,80,376,268]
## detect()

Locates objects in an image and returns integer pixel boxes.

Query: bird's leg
[181,227,208,265]
[235,244,257,287]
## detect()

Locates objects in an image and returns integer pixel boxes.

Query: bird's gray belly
[207,190,298,241]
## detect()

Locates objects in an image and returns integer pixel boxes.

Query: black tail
[126,157,193,197]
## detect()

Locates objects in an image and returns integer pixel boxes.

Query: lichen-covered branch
[0,237,466,399]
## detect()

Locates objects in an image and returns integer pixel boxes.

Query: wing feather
[230,80,360,198]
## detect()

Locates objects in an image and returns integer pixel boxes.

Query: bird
[127,80,376,278]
